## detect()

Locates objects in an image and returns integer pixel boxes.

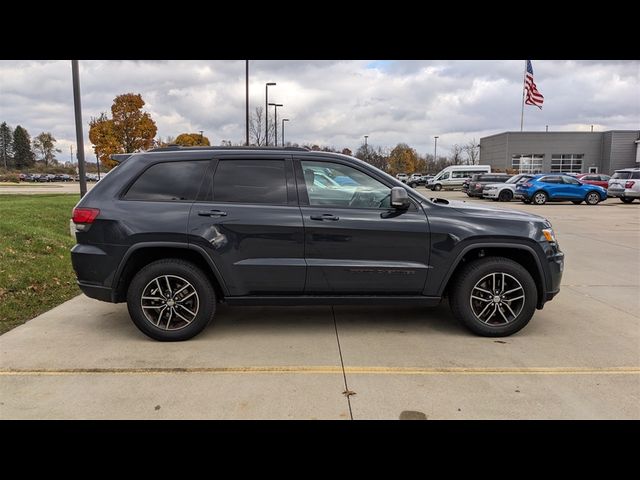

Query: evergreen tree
[12,125,35,169]
[0,122,12,169]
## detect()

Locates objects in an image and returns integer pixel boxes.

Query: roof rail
[148,145,310,152]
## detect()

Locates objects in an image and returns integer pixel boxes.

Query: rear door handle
[310,214,339,221]
[198,210,227,217]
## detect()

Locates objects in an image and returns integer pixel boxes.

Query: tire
[433,184,442,191]
[621,197,635,204]
[498,190,513,202]
[532,191,548,205]
[572,200,582,205]
[127,259,216,341]
[449,257,538,337]
[585,191,601,205]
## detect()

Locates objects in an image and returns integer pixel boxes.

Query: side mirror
[391,187,410,209]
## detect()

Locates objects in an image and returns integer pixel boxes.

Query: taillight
[625,181,635,189]
[522,182,533,188]
[475,183,481,188]
[72,207,100,224]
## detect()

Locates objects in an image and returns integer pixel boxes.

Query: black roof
[149,145,310,152]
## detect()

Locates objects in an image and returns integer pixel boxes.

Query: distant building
[479,130,640,174]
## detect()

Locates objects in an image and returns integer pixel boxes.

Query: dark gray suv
[71,146,564,341]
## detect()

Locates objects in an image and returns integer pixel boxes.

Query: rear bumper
[77,281,116,303]
[608,188,640,198]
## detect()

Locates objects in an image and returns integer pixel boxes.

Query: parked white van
[427,165,492,191]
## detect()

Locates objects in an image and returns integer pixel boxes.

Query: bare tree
[463,139,480,165]
[249,106,275,146]
[449,144,464,165]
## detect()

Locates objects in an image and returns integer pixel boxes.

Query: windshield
[611,171,632,179]
[505,175,522,184]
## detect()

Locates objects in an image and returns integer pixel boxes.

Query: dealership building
[479,130,640,175]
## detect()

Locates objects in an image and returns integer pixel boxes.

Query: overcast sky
[1,60,638,161]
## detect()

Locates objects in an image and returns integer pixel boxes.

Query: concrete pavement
[0,182,94,195]
[1,190,639,419]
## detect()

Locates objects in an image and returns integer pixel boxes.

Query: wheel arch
[439,243,547,308]
[112,242,228,302]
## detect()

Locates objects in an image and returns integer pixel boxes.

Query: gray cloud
[0,60,638,160]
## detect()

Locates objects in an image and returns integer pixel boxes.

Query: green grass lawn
[0,194,80,334]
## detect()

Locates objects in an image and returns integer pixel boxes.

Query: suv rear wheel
[127,259,216,341]
[532,191,548,205]
[620,197,635,204]
[449,257,537,337]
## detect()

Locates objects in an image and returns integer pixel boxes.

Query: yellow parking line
[0,366,638,376]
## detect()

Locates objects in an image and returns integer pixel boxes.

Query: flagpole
[520,60,527,132]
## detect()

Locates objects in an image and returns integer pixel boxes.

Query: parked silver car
[608,168,640,203]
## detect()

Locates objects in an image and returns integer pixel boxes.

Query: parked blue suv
[516,174,607,205]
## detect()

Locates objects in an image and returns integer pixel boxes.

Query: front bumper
[539,250,564,308]
[483,190,499,198]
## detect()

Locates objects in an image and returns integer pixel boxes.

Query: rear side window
[539,176,562,183]
[632,172,640,179]
[213,159,287,204]
[124,161,209,201]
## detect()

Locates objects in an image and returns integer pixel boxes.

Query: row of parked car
[461,169,640,205]
[19,173,101,182]
[396,173,435,188]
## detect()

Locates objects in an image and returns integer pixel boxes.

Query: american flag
[524,60,544,109]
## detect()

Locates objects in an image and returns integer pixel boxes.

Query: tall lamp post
[96,153,101,180]
[364,135,368,154]
[269,103,283,146]
[199,130,204,144]
[265,82,276,145]
[281,118,289,146]
[433,136,439,165]
[245,60,249,146]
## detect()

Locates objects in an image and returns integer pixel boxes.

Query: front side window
[301,160,391,209]
[562,176,580,185]
[124,161,209,201]
[213,159,287,204]
[440,172,450,180]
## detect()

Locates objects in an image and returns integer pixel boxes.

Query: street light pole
[71,60,87,197]
[364,135,368,153]
[245,60,249,146]
[282,118,289,146]
[199,130,204,144]
[269,103,283,146]
[433,136,439,165]
[265,82,276,146]
[96,153,101,180]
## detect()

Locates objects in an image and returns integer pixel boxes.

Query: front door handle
[198,210,228,217]
[310,214,339,221]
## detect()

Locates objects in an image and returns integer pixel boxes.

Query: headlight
[485,186,497,190]
[542,228,556,243]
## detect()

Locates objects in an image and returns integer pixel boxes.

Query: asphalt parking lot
[1,189,639,419]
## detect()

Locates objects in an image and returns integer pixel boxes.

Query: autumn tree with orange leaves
[175,133,211,146]
[89,93,157,168]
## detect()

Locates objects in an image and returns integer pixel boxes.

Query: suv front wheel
[449,257,537,337]
[127,259,216,341]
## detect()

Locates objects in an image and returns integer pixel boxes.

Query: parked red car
[577,173,611,189]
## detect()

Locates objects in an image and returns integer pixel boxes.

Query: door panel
[302,206,430,293]
[296,158,430,294]
[187,158,305,295]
